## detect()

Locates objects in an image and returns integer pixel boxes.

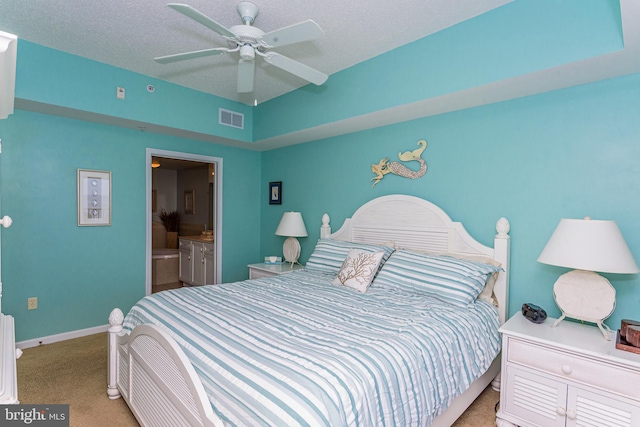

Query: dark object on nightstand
[616,320,640,354]
[621,319,640,340]
[626,326,640,347]
[521,303,547,324]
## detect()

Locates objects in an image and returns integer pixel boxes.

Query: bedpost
[320,214,331,238]
[107,308,124,400]
[493,217,511,325]
[491,218,510,393]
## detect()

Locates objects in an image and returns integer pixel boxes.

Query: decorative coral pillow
[332,249,385,293]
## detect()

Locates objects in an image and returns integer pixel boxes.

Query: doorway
[146,148,223,295]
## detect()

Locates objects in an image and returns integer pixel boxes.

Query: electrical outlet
[27,297,37,310]
[116,86,125,100]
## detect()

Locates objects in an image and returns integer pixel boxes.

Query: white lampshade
[538,218,639,274]
[275,212,308,238]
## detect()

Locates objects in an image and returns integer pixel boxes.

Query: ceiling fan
[155,2,328,93]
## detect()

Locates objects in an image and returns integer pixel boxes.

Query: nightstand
[496,313,640,427]
[248,263,304,279]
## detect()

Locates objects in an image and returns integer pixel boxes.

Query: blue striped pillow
[305,239,395,273]
[373,250,501,307]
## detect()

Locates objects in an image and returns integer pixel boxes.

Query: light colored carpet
[452,386,500,427]
[17,332,499,426]
[17,333,138,427]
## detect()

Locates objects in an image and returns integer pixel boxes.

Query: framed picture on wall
[184,190,195,214]
[77,169,111,226]
[269,181,282,205]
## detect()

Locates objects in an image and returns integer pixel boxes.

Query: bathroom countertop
[179,235,214,243]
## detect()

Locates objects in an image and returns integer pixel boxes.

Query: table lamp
[275,212,308,268]
[538,217,639,340]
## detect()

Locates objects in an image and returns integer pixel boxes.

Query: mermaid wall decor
[370,140,428,188]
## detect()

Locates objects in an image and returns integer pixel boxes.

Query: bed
[107,194,511,426]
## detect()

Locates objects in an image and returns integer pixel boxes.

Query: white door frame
[146,148,223,294]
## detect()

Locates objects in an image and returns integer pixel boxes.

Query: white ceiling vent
[219,108,244,129]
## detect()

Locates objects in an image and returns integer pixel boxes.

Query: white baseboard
[16,324,109,349]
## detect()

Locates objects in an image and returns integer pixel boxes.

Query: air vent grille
[219,108,244,129]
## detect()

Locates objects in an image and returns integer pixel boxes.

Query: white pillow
[478,272,499,306]
[332,249,385,293]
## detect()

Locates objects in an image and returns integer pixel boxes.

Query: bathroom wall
[152,168,178,220]
[177,165,212,234]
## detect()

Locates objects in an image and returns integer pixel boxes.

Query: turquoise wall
[16,41,254,143]
[254,0,623,140]
[0,110,261,341]
[260,72,640,331]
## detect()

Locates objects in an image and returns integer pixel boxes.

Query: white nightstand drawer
[507,337,640,400]
[248,263,304,280]
[250,268,275,279]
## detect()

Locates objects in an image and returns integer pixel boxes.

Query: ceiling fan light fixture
[239,44,255,61]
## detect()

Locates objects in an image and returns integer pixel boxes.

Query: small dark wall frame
[269,181,282,205]
[184,190,195,214]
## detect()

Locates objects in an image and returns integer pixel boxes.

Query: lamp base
[282,236,301,269]
[552,270,616,340]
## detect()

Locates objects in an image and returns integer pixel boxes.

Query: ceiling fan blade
[154,48,227,64]
[262,52,328,86]
[260,20,324,48]
[168,3,236,39]
[237,59,255,93]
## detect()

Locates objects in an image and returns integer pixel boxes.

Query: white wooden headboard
[320,195,511,323]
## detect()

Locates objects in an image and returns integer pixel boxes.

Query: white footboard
[107,309,223,427]
[0,313,19,404]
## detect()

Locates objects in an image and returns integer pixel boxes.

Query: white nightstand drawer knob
[557,407,566,416]
[561,364,572,375]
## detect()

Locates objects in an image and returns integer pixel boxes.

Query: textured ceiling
[0,0,511,105]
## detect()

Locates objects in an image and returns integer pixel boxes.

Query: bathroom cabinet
[178,239,191,283]
[179,237,214,286]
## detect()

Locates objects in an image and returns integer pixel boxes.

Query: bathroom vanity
[178,236,215,287]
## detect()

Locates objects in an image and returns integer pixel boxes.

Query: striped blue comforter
[123,270,500,426]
